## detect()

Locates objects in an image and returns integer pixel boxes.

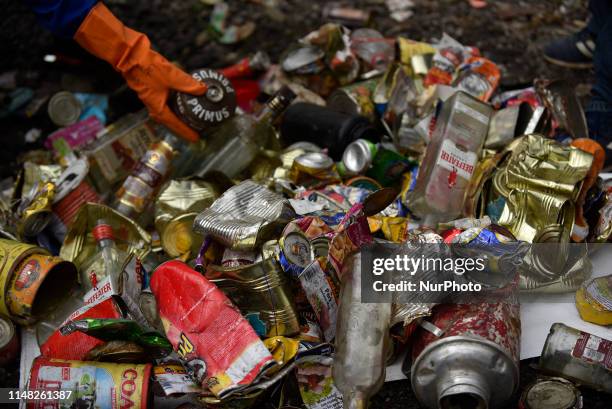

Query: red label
[572,332,612,370]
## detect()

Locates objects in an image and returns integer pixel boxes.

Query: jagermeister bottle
[195,86,296,178]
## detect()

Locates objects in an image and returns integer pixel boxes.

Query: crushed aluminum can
[172,69,237,131]
[52,158,101,228]
[519,377,583,409]
[220,51,271,80]
[206,257,300,337]
[0,314,19,366]
[17,181,55,239]
[47,90,82,127]
[327,79,378,123]
[279,231,313,269]
[27,356,152,409]
[410,303,520,409]
[539,323,612,394]
[484,102,532,150]
[154,179,219,259]
[193,180,296,251]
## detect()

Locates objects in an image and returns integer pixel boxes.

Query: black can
[280,102,380,160]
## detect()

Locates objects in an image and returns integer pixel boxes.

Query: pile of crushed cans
[1,23,611,409]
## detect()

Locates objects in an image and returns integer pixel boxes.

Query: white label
[435,139,478,181]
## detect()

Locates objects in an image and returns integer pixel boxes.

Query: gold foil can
[155,179,219,259]
[205,257,300,337]
[60,203,151,271]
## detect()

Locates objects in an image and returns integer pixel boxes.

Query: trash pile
[1,22,611,409]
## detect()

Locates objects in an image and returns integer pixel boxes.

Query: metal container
[0,314,19,366]
[327,79,378,123]
[539,323,612,393]
[342,139,377,175]
[410,303,520,409]
[47,91,82,127]
[519,377,582,409]
[205,257,300,337]
[172,68,237,131]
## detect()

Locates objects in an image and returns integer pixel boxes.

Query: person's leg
[586,18,612,167]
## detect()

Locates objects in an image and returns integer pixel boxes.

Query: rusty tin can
[410,303,520,409]
[0,314,19,366]
[539,323,612,394]
[519,377,583,409]
[205,257,300,337]
[172,69,236,131]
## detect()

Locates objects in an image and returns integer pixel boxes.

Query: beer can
[279,231,313,269]
[172,69,237,131]
[47,91,82,127]
[410,303,520,409]
[28,356,152,409]
[0,314,19,366]
[341,139,377,175]
[519,377,582,409]
[539,323,612,393]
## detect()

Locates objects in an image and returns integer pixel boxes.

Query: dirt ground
[0,1,606,408]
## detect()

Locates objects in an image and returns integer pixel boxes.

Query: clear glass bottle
[333,252,392,409]
[195,86,296,178]
[79,219,125,293]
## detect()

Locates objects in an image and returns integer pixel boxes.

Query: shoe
[543,28,595,69]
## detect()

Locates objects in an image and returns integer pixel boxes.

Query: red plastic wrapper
[40,297,124,361]
[150,260,275,399]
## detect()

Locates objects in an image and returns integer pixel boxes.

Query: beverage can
[47,91,82,127]
[519,377,582,409]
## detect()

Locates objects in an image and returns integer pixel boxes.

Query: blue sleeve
[23,0,98,38]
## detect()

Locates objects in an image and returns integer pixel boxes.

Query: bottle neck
[254,87,296,124]
[97,238,116,250]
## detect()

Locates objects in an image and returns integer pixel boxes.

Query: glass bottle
[333,252,392,409]
[79,219,125,293]
[115,130,178,219]
[195,86,296,178]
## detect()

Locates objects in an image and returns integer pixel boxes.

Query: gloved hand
[74,3,206,142]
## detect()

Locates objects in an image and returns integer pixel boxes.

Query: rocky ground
[0,0,606,408]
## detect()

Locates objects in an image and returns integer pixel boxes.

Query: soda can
[47,91,82,127]
[0,314,19,366]
[519,377,583,409]
[341,139,377,175]
[279,231,313,269]
[172,68,236,131]
[410,303,520,409]
[539,323,612,393]
[27,356,152,409]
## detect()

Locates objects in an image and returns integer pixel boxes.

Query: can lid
[48,91,82,127]
[0,315,15,348]
[342,139,377,174]
[295,152,334,170]
[280,232,313,268]
[524,378,579,409]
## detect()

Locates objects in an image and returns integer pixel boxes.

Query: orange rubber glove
[74,3,206,142]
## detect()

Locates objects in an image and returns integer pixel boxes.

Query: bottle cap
[93,219,114,242]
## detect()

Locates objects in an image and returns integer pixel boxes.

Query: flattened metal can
[28,356,152,409]
[0,314,19,366]
[410,303,520,409]
[327,79,378,123]
[172,69,236,131]
[519,377,582,409]
[539,323,612,393]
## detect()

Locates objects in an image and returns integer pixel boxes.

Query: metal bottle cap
[342,139,377,174]
[522,378,581,409]
[294,152,334,170]
[48,91,82,127]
